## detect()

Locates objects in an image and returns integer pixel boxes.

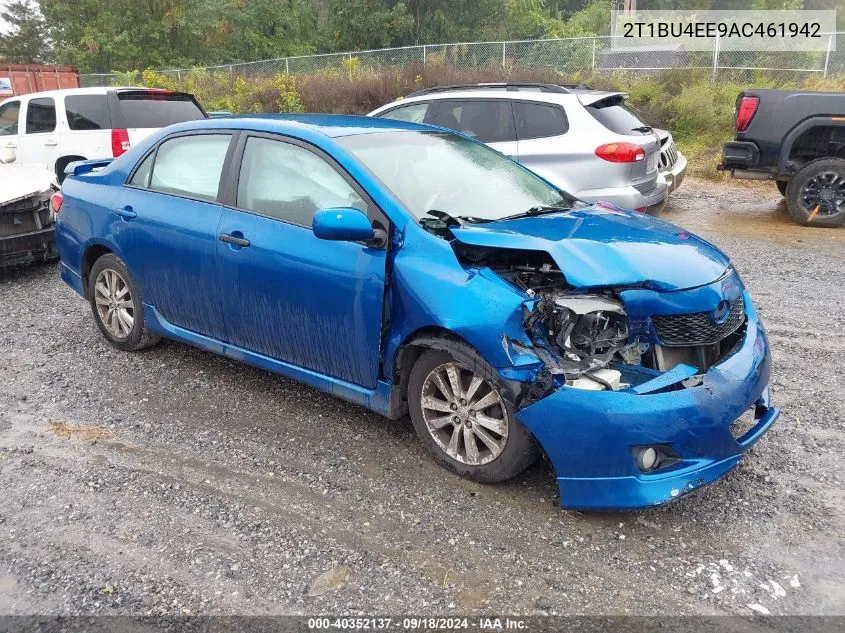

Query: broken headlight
[553,295,629,357]
[524,293,630,372]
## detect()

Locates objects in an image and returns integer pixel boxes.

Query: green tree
[325,0,415,51]
[0,0,51,63]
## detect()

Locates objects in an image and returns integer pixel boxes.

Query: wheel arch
[779,117,845,174]
[55,154,87,184]
[388,326,529,420]
[80,241,114,299]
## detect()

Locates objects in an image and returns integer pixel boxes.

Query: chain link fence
[80,33,845,88]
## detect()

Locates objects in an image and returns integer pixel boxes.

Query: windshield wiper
[421,209,486,226]
[495,205,572,222]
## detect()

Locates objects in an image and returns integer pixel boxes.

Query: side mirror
[313,207,384,246]
[0,147,15,164]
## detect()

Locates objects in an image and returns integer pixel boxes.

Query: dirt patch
[48,420,115,443]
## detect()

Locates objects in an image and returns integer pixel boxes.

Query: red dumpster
[0,64,79,97]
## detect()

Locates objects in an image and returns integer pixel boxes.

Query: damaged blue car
[54,115,779,510]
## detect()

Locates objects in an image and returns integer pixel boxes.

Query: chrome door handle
[44,139,58,147]
[3,142,17,149]
[113,206,137,219]
[218,233,250,247]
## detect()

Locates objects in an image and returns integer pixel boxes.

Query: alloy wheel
[93,268,134,339]
[420,362,509,466]
[800,171,845,219]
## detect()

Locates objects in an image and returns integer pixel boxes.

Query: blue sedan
[53,115,778,510]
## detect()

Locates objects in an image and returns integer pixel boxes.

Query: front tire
[407,348,538,483]
[88,254,160,351]
[785,158,845,227]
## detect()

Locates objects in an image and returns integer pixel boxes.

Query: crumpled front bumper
[516,291,778,511]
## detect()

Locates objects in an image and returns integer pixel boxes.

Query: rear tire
[407,347,538,483]
[88,254,160,351]
[785,158,845,227]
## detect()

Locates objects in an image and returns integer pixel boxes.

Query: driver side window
[0,100,20,136]
[236,136,366,227]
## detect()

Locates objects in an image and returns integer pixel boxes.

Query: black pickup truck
[718,89,845,227]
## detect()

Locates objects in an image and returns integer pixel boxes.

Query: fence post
[285,57,290,75]
[824,33,833,77]
[423,44,426,66]
[591,37,596,70]
[711,34,719,81]
[177,69,182,82]
[502,41,506,68]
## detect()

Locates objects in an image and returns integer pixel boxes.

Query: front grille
[652,297,746,347]
[659,140,678,169]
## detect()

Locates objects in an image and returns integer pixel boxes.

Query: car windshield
[336,131,569,222]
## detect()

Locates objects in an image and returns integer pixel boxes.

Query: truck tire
[775,180,787,196]
[785,158,845,227]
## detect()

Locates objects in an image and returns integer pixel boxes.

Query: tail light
[595,142,645,163]
[50,191,63,214]
[735,96,759,132]
[111,128,130,157]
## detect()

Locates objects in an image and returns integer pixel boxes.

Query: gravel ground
[0,178,843,616]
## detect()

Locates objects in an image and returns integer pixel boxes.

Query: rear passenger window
[513,102,568,139]
[25,98,56,134]
[148,134,231,202]
[129,152,154,188]
[65,95,110,130]
[0,100,20,135]
[379,102,429,123]
[433,100,515,143]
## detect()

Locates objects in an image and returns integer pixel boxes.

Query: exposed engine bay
[451,243,746,394]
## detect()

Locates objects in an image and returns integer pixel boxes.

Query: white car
[0,86,207,182]
[369,83,687,213]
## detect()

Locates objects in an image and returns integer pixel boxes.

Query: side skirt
[143,304,394,416]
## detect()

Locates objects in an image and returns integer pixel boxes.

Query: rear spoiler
[577,91,627,107]
[65,158,114,177]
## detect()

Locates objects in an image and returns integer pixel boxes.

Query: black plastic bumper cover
[718,141,760,171]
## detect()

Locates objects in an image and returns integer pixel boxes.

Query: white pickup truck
[0,87,207,182]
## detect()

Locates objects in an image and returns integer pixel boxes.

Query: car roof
[371,87,625,110]
[1,86,155,101]
[163,113,435,138]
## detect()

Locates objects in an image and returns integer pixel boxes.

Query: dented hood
[0,166,56,206]
[449,205,730,291]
